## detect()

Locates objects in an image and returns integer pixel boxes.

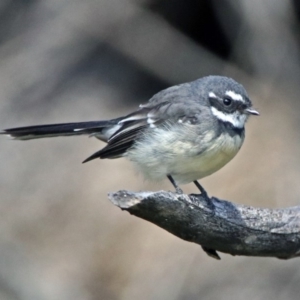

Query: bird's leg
[193,180,208,198]
[167,175,183,194]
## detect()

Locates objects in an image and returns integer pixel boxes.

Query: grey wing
[83,97,206,162]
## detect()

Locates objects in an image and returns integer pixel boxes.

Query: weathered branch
[108,190,300,260]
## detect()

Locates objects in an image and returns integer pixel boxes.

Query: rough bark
[108,190,300,260]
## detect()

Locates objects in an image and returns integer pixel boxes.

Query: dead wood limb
[108,190,300,260]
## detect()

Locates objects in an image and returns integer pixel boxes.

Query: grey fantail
[1,76,259,194]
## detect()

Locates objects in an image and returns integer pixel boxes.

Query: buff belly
[127,124,245,184]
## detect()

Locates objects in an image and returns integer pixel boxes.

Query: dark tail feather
[1,120,119,141]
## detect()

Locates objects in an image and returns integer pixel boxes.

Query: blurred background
[1,0,300,299]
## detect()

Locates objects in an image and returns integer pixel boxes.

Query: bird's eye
[223,97,232,106]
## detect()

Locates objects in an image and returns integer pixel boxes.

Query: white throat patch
[211,107,247,128]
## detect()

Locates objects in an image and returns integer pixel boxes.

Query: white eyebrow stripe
[225,90,244,102]
[209,92,217,98]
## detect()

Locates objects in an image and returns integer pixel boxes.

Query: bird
[1,76,259,195]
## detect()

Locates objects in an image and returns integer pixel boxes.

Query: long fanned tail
[1,120,120,141]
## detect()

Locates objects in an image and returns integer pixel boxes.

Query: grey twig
[108,190,300,260]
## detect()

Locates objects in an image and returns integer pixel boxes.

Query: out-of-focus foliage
[1,0,300,299]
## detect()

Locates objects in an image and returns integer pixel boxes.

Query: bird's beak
[245,107,259,116]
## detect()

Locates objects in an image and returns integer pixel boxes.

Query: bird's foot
[167,175,184,194]
[175,187,184,194]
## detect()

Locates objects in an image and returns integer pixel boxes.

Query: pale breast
[127,126,244,184]
[170,132,244,184]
